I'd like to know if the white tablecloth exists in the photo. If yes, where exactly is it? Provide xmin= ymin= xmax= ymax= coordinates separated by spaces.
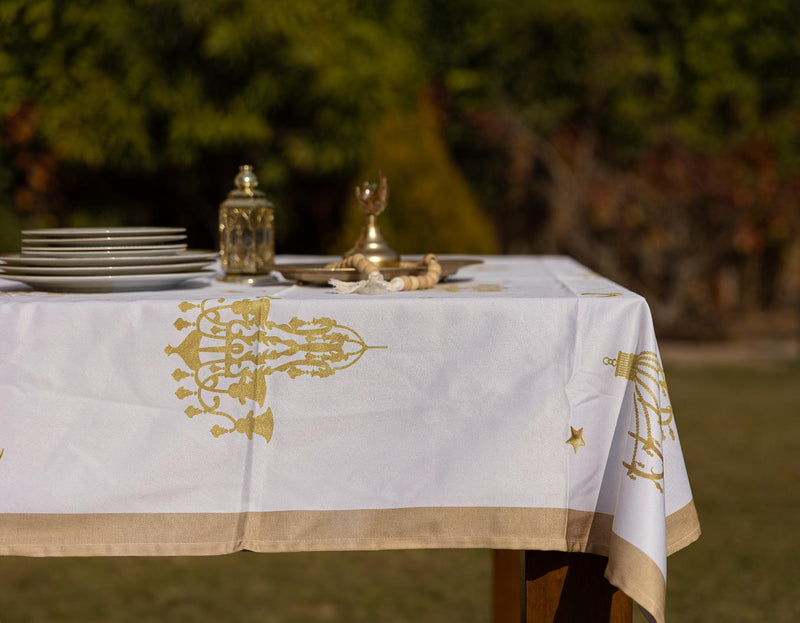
xmin=0 ymin=255 xmax=699 ymax=623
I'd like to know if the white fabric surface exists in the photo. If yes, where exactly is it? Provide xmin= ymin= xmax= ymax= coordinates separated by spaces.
xmin=0 ymin=255 xmax=697 ymax=619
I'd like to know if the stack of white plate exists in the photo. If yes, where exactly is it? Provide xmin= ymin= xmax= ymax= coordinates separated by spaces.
xmin=0 ymin=227 xmax=218 ymax=292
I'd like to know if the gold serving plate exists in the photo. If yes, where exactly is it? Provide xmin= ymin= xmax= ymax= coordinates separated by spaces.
xmin=275 ymin=258 xmax=483 ymax=285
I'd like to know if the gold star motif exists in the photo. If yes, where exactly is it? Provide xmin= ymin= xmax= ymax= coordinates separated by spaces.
xmin=566 ymin=427 xmax=585 ymax=454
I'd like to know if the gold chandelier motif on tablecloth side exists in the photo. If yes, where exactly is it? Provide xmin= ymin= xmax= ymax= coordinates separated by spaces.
xmin=604 ymin=350 xmax=675 ymax=493
xmin=166 ymin=297 xmax=383 ymax=442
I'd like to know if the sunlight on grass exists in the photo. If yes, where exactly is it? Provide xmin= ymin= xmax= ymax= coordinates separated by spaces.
xmin=0 ymin=549 xmax=490 ymax=622
xmin=656 ymin=364 xmax=800 ymax=623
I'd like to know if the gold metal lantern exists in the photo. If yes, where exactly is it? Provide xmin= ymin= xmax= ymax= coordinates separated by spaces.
xmin=218 ymin=165 xmax=275 ymax=283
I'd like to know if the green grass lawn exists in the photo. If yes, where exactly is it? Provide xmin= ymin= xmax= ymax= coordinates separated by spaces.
xmin=0 ymin=364 xmax=797 ymax=622
xmin=647 ymin=363 xmax=800 ymax=623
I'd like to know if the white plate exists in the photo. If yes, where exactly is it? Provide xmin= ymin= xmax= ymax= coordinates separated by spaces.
xmin=21 ymin=244 xmax=188 ymax=256
xmin=0 ymin=271 xmax=217 ymax=293
xmin=0 ymin=250 xmax=218 ymax=267
xmin=1 ymin=261 xmax=214 ymax=277
xmin=21 ymin=235 xmax=187 ymax=246
xmin=22 ymin=227 xmax=186 ymax=237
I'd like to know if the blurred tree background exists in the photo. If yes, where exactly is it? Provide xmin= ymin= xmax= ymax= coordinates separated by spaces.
xmin=1 ymin=0 xmax=798 ymax=338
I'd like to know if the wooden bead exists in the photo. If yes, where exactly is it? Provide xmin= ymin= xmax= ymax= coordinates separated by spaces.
xmin=328 ymin=252 xmax=441 ymax=291
xmin=329 ymin=253 xmax=381 ymax=276
xmin=418 ymin=274 xmax=435 ymax=288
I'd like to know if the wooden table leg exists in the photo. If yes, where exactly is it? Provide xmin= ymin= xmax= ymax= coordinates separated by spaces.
xmin=492 ymin=550 xmax=633 ymax=623
xmin=493 ymin=550 xmax=524 ymax=623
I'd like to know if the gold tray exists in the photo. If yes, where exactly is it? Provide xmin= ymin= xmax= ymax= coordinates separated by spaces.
xmin=275 ymin=258 xmax=483 ymax=285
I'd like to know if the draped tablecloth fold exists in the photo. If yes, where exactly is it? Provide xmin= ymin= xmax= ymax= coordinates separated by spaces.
xmin=0 ymin=255 xmax=699 ymax=623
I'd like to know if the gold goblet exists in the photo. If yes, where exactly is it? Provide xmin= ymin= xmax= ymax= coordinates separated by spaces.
xmin=345 ymin=171 xmax=400 ymax=267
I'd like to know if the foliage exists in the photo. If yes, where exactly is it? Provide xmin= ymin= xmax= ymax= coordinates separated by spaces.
xmin=0 ymin=0 xmax=426 ymax=249
xmin=431 ymin=0 xmax=800 ymax=336
xmin=337 ymin=93 xmax=499 ymax=255
xmin=1 ymin=0 xmax=798 ymax=335
xmin=1 ymin=0 xmax=419 ymax=171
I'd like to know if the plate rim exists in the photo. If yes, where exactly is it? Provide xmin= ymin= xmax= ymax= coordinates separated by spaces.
xmin=0 ymin=250 xmax=218 ymax=266
xmin=0 ymin=270 xmax=217 ymax=283
xmin=0 ymin=261 xmax=214 ymax=276
xmin=21 ymin=227 xmax=187 ymax=237
xmin=0 ymin=270 xmax=217 ymax=292
xmin=21 ymin=244 xmax=188 ymax=256
xmin=21 ymin=235 xmax=187 ymax=246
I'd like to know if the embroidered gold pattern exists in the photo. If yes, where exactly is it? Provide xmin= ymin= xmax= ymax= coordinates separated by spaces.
xmin=436 ymin=283 xmax=505 ymax=293
xmin=566 ymin=427 xmax=585 ymax=453
xmin=581 ymin=292 xmax=622 ymax=297
xmin=166 ymin=297 xmax=383 ymax=442
xmin=468 ymin=264 xmax=509 ymax=272
xmin=604 ymin=350 xmax=675 ymax=493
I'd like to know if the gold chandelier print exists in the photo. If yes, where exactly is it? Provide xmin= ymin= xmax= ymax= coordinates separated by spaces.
xmin=604 ymin=350 xmax=675 ymax=493
xmin=166 ymin=297 xmax=383 ymax=442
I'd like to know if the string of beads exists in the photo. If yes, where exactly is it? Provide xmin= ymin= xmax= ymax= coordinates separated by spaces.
xmin=327 ymin=253 xmax=442 ymax=291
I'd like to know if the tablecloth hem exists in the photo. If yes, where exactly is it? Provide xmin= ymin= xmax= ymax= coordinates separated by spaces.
xmin=1 ymin=536 xmax=619 ymax=558
xmin=665 ymin=500 xmax=701 ymax=556
xmin=0 ymin=504 xmax=673 ymax=622
xmin=604 ymin=532 xmax=666 ymax=623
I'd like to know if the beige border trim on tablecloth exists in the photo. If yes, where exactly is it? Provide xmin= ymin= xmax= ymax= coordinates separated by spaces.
xmin=0 ymin=501 xmax=700 ymax=623
xmin=666 ymin=499 xmax=701 ymax=555
xmin=602 ymin=500 xmax=700 ymax=623
xmin=0 ymin=507 xmax=579 ymax=556
xmin=605 ymin=532 xmax=666 ymax=623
